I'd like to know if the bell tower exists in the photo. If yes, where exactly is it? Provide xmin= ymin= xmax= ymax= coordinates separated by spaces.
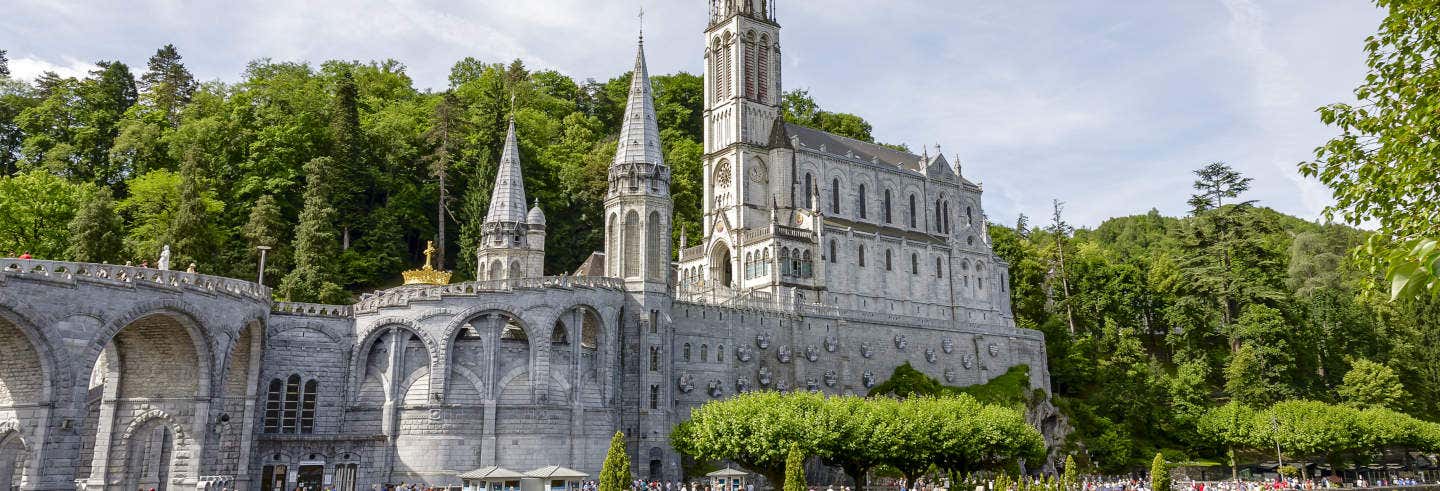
xmin=702 ymin=0 xmax=785 ymax=285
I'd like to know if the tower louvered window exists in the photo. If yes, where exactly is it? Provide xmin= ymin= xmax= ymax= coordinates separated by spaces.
xmin=757 ymin=40 xmax=769 ymax=102
xmin=723 ymin=36 xmax=733 ymax=100
xmin=744 ymin=40 xmax=756 ymax=100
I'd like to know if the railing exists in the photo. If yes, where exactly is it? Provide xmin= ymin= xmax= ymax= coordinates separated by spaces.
xmin=680 ymin=244 xmax=706 ymax=261
xmin=0 ymin=258 xmax=271 ymax=304
xmin=354 ymin=275 xmax=625 ymax=314
xmin=272 ymin=301 xmax=353 ymax=318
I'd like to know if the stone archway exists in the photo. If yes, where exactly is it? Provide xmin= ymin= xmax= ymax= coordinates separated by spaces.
xmin=0 ymin=429 xmax=28 ymax=491
xmin=710 ymin=242 xmax=733 ymax=288
xmin=85 ymin=310 xmax=212 ymax=489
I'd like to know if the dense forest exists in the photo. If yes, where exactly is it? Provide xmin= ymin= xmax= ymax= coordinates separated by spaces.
xmin=0 ymin=46 xmax=891 ymax=302
xmin=2 ymin=0 xmax=1438 ymax=473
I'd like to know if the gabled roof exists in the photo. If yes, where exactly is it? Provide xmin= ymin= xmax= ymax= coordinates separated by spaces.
xmin=706 ymin=467 xmax=751 ymax=478
xmin=785 ymin=123 xmax=922 ymax=172
xmin=612 ymin=39 xmax=665 ymax=171
xmin=485 ymin=119 xmax=528 ymax=225
xmin=525 ymin=466 xmax=590 ymax=479
xmin=459 ymin=466 xmax=526 ymax=480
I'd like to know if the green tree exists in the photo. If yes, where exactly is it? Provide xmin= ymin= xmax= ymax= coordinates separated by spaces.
xmin=671 ymin=391 xmax=832 ymax=485
xmin=170 ymin=151 xmax=216 ymax=269
xmin=280 ymin=157 xmax=347 ymax=303
xmin=1301 ymin=0 xmax=1440 ymax=300
xmin=821 ymin=396 xmax=897 ymax=491
xmin=329 ymin=69 xmax=365 ymax=250
xmin=599 ymin=431 xmax=631 ymax=491
xmin=783 ymin=446 xmax=807 ymax=491
xmin=0 ymin=50 xmax=8 ymax=78
xmin=0 ymin=170 xmax=87 ymax=258
xmin=138 ymin=44 xmax=197 ymax=127
xmin=242 ymin=194 xmax=287 ymax=285
xmin=1063 ymin=455 xmax=1079 ymax=491
xmin=1187 ymin=162 xmax=1254 ymax=214
xmin=1150 ymin=453 xmax=1170 ymax=491
xmin=1338 ymin=359 xmax=1405 ymax=410
xmin=66 ymin=186 xmax=124 ymax=263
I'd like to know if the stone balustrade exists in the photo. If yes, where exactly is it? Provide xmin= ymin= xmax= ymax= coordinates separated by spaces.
xmin=354 ymin=275 xmax=625 ymax=314
xmin=679 ymin=244 xmax=705 ymax=261
xmin=0 ymin=258 xmax=271 ymax=304
xmin=271 ymin=301 xmax=353 ymax=317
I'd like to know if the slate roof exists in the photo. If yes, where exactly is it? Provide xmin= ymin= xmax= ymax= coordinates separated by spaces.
xmin=784 ymin=123 xmax=975 ymax=185
xmin=485 ymin=119 xmax=528 ymax=224
xmin=525 ymin=466 xmax=590 ymax=479
xmin=612 ymin=40 xmax=666 ymax=171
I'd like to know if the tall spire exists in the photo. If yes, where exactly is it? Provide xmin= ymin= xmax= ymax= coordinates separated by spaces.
xmin=485 ymin=118 xmax=528 ymax=224
xmin=612 ymin=39 xmax=666 ymax=171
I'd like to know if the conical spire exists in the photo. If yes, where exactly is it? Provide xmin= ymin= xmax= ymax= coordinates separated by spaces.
xmin=612 ymin=39 xmax=666 ymax=171
xmin=485 ymin=118 xmax=528 ymax=224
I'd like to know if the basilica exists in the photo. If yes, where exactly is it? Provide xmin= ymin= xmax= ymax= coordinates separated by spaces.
xmin=0 ymin=2 xmax=1049 ymax=491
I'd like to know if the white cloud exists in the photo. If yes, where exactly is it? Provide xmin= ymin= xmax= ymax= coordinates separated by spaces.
xmin=7 ymin=56 xmax=94 ymax=81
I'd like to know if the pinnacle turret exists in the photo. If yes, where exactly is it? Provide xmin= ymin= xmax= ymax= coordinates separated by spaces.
xmin=611 ymin=40 xmax=666 ymax=174
xmin=485 ymin=118 xmax=527 ymax=225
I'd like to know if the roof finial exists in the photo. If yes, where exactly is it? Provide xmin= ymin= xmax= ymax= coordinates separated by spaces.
xmin=509 ymin=91 xmax=516 ymax=121
xmin=638 ymin=6 xmax=645 ymax=44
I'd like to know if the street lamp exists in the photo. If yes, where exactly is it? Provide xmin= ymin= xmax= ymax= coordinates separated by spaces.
xmin=256 ymin=246 xmax=272 ymax=286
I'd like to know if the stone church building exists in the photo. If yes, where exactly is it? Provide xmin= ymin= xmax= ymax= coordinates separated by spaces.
xmin=0 ymin=1 xmax=1049 ymax=490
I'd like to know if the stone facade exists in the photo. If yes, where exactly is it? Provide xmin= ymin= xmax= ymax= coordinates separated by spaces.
xmin=0 ymin=2 xmax=1048 ymax=490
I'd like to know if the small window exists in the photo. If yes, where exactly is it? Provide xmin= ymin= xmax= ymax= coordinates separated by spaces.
xmin=263 ymin=379 xmax=283 ymax=433
xmin=649 ymin=346 xmax=660 ymax=371
xmin=701 ymin=344 xmax=709 ymax=362
xmin=649 ymin=384 xmax=659 ymax=409
xmin=831 ymin=179 xmax=841 ymax=214
xmin=884 ymin=189 xmax=893 ymax=223
xmin=936 ymin=257 xmax=944 ymax=277
xmin=911 ymin=253 xmax=919 ymax=275
xmin=858 ymin=245 xmax=866 ymax=267
xmin=885 ymin=250 xmax=893 ymax=271
xmin=908 ymin=195 xmax=917 ymax=228
xmin=717 ymin=345 xmax=725 ymax=362
xmin=829 ymin=240 xmax=837 ymax=263
xmin=282 ymin=374 xmax=302 ymax=434
xmin=683 ymin=343 xmax=692 ymax=361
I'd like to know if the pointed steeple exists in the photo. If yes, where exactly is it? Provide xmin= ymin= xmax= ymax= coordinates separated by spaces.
xmin=485 ymin=118 xmax=528 ymax=225
xmin=612 ymin=39 xmax=666 ymax=172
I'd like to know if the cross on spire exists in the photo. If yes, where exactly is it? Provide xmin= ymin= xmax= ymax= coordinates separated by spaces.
xmin=638 ymin=6 xmax=645 ymax=43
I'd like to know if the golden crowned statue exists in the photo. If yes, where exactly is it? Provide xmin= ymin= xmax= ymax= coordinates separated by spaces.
xmin=402 ymin=241 xmax=452 ymax=285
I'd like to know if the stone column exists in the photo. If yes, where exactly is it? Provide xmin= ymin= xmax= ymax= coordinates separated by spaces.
xmin=381 ymin=328 xmax=402 ymax=484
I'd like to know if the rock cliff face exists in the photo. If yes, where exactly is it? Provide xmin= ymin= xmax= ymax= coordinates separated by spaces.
xmin=1028 ymin=394 xmax=1074 ymax=474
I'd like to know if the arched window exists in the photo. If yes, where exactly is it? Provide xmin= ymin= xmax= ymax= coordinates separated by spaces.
xmin=911 ymin=253 xmax=919 ymax=275
xmin=701 ymin=344 xmax=709 ymax=362
xmin=885 ymin=249 xmax=893 ymax=271
xmin=263 ymin=379 xmax=283 ymax=433
xmin=649 ymin=384 xmax=660 ymax=410
xmin=282 ymin=374 xmax=302 ymax=434
xmin=858 ymin=244 xmax=866 ymax=267
xmin=884 ymin=189 xmax=893 ymax=223
xmin=623 ymin=211 xmax=640 ymax=277
xmin=683 ymin=343 xmax=692 ymax=361
xmin=801 ymin=250 xmax=813 ymax=277
xmin=744 ymin=252 xmax=754 ymax=279
xmin=831 ymin=178 xmax=841 ymax=214
xmin=935 ymin=199 xmax=943 ymax=232
xmin=649 ymin=346 xmax=660 ymax=371
xmin=943 ymin=201 xmax=951 ymax=233
xmin=717 ymin=345 xmax=725 ymax=362
xmin=967 ymin=206 xmax=974 ymax=226
xmin=857 ymin=184 xmax=867 ymax=219
xmin=829 ymin=240 xmax=837 ymax=263
xmin=936 ymin=256 xmax=944 ymax=278
xmin=300 ymin=380 xmax=318 ymax=434
xmin=779 ymin=248 xmax=791 ymax=276
xmin=909 ymin=194 xmax=917 ymax=228
xmin=762 ymin=248 xmax=770 ymax=275
xmin=804 ymin=173 xmax=814 ymax=207
xmin=792 ymin=250 xmax=803 ymax=277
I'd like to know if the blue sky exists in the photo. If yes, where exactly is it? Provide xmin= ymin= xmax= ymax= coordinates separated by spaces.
xmin=2 ymin=0 xmax=1382 ymax=228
